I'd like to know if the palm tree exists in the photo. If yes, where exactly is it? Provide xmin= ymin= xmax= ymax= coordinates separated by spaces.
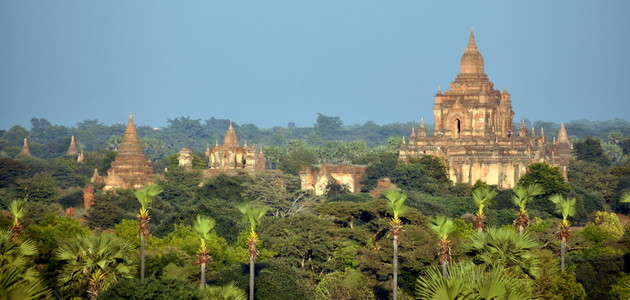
xmin=428 ymin=215 xmax=455 ymax=278
xmin=237 ymin=203 xmax=268 ymax=300
xmin=8 ymin=198 xmax=27 ymax=241
xmin=134 ymin=184 xmax=162 ymax=282
xmin=200 ymin=283 xmax=247 ymax=300
xmin=382 ymin=188 xmax=407 ymax=300
xmin=194 ymin=215 xmax=216 ymax=288
xmin=0 ymin=231 xmax=50 ymax=299
xmin=549 ymin=194 xmax=576 ymax=272
xmin=512 ymin=184 xmax=544 ymax=235
xmin=620 ymin=191 xmax=630 ymax=203
xmin=462 ymin=227 xmax=541 ymax=280
xmin=57 ymin=234 xmax=135 ymax=300
xmin=471 ymin=187 xmax=498 ymax=232
xmin=415 ymin=262 xmax=535 ymax=300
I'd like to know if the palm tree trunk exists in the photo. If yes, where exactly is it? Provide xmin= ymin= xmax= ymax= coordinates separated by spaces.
xmin=519 ymin=226 xmax=525 ymax=236
xmin=442 ymin=261 xmax=448 ymax=278
xmin=200 ymin=262 xmax=206 ymax=288
xmin=249 ymin=256 xmax=255 ymax=300
xmin=393 ymin=236 xmax=398 ymax=300
xmin=561 ymin=238 xmax=566 ymax=272
xmin=140 ymin=234 xmax=145 ymax=281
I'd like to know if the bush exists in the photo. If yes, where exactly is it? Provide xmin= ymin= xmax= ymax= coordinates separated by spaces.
xmin=98 ymin=277 xmax=199 ymax=300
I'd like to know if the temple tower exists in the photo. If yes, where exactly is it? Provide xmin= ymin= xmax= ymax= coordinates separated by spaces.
xmin=93 ymin=113 xmax=154 ymax=189
xmin=66 ymin=135 xmax=79 ymax=156
xmin=19 ymin=138 xmax=32 ymax=157
xmin=400 ymin=29 xmax=572 ymax=189
xmin=205 ymin=120 xmax=266 ymax=172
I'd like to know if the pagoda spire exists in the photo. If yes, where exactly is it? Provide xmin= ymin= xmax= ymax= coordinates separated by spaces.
xmin=467 ymin=26 xmax=477 ymax=50
xmin=411 ymin=127 xmax=416 ymax=137
xmin=223 ymin=120 xmax=239 ymax=147
xmin=518 ymin=119 xmax=528 ymax=137
xmin=418 ymin=118 xmax=427 ymax=137
xmin=66 ymin=135 xmax=79 ymax=156
xmin=19 ymin=138 xmax=32 ymax=157
xmin=558 ymin=123 xmax=569 ymax=143
xmin=460 ymin=27 xmax=485 ymax=74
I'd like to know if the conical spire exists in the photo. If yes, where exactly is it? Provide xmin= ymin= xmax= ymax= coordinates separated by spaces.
xmin=223 ymin=120 xmax=239 ymax=147
xmin=66 ymin=135 xmax=79 ymax=156
xmin=410 ymin=127 xmax=416 ymax=137
xmin=558 ymin=123 xmax=569 ymax=143
xmin=104 ymin=113 xmax=154 ymax=190
xmin=460 ymin=27 xmax=485 ymax=74
xmin=19 ymin=138 xmax=32 ymax=157
xmin=518 ymin=119 xmax=528 ymax=137
xmin=418 ymin=118 xmax=427 ymax=137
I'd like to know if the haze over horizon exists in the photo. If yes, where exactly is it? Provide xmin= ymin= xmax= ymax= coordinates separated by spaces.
xmin=1 ymin=1 xmax=629 ymax=130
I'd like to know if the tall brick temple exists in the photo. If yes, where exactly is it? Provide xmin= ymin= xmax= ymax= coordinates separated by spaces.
xmin=399 ymin=28 xmax=572 ymax=188
xmin=91 ymin=113 xmax=154 ymax=190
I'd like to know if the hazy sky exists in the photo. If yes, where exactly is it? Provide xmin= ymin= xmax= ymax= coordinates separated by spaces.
xmin=1 ymin=1 xmax=629 ymax=130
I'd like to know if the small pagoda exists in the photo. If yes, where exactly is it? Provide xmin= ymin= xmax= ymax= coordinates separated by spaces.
xmin=92 ymin=113 xmax=154 ymax=190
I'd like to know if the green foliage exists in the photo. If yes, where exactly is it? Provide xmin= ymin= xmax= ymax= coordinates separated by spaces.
xmin=580 ymin=211 xmax=624 ymax=245
xmin=135 ymin=184 xmax=163 ymax=216
xmin=86 ymin=198 xmax=126 ymax=230
xmin=254 ymin=260 xmax=316 ymax=300
xmin=359 ymin=152 xmax=398 ymax=192
xmin=550 ymin=195 xmax=576 ymax=224
xmin=0 ymin=157 xmax=28 ymax=188
xmin=415 ymin=262 xmax=536 ymax=300
xmin=237 ymin=203 xmax=268 ymax=235
xmin=519 ymin=162 xmax=571 ymax=214
xmin=56 ymin=234 xmax=136 ymax=297
xmin=463 ymin=227 xmax=541 ymax=280
xmin=471 ymin=186 xmax=498 ymax=217
xmin=574 ymin=136 xmax=611 ymax=166
xmin=278 ymin=148 xmax=318 ymax=176
xmin=0 ymin=231 xmax=42 ymax=290
xmin=569 ymin=248 xmax=625 ymax=300
xmin=200 ymin=282 xmax=247 ymax=300
xmin=14 ymin=172 xmax=59 ymax=202
xmin=315 ymin=269 xmax=375 ymax=300
xmin=383 ymin=189 xmax=408 ymax=222
xmin=99 ymin=277 xmax=199 ymax=300
xmin=391 ymin=156 xmax=450 ymax=195
xmin=428 ymin=214 xmax=455 ymax=241
xmin=609 ymin=273 xmax=630 ymax=300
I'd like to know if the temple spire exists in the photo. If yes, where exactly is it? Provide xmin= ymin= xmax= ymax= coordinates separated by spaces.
xmin=558 ymin=123 xmax=569 ymax=143
xmin=467 ymin=26 xmax=477 ymax=51
xmin=66 ymin=135 xmax=79 ymax=156
xmin=223 ymin=120 xmax=239 ymax=147
xmin=418 ymin=118 xmax=427 ymax=137
xmin=19 ymin=138 xmax=32 ymax=157
xmin=460 ymin=27 xmax=484 ymax=74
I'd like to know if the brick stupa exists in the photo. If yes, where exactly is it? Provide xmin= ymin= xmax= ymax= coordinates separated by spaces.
xmin=19 ymin=138 xmax=32 ymax=157
xmin=91 ymin=113 xmax=154 ymax=190
xmin=66 ymin=135 xmax=79 ymax=156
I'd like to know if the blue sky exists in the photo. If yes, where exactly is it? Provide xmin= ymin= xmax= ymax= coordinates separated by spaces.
xmin=1 ymin=1 xmax=629 ymax=130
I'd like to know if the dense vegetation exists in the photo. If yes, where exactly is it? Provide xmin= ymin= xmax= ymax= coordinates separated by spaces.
xmin=0 ymin=115 xmax=629 ymax=299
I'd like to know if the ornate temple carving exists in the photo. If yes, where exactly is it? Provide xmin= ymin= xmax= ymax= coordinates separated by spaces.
xmin=399 ymin=28 xmax=573 ymax=188
xmin=91 ymin=113 xmax=154 ymax=190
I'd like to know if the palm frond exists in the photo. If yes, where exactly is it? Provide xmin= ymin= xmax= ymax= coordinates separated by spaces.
xmin=382 ymin=189 xmax=407 ymax=221
xmin=428 ymin=215 xmax=455 ymax=241
xmin=549 ymin=194 xmax=576 ymax=222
